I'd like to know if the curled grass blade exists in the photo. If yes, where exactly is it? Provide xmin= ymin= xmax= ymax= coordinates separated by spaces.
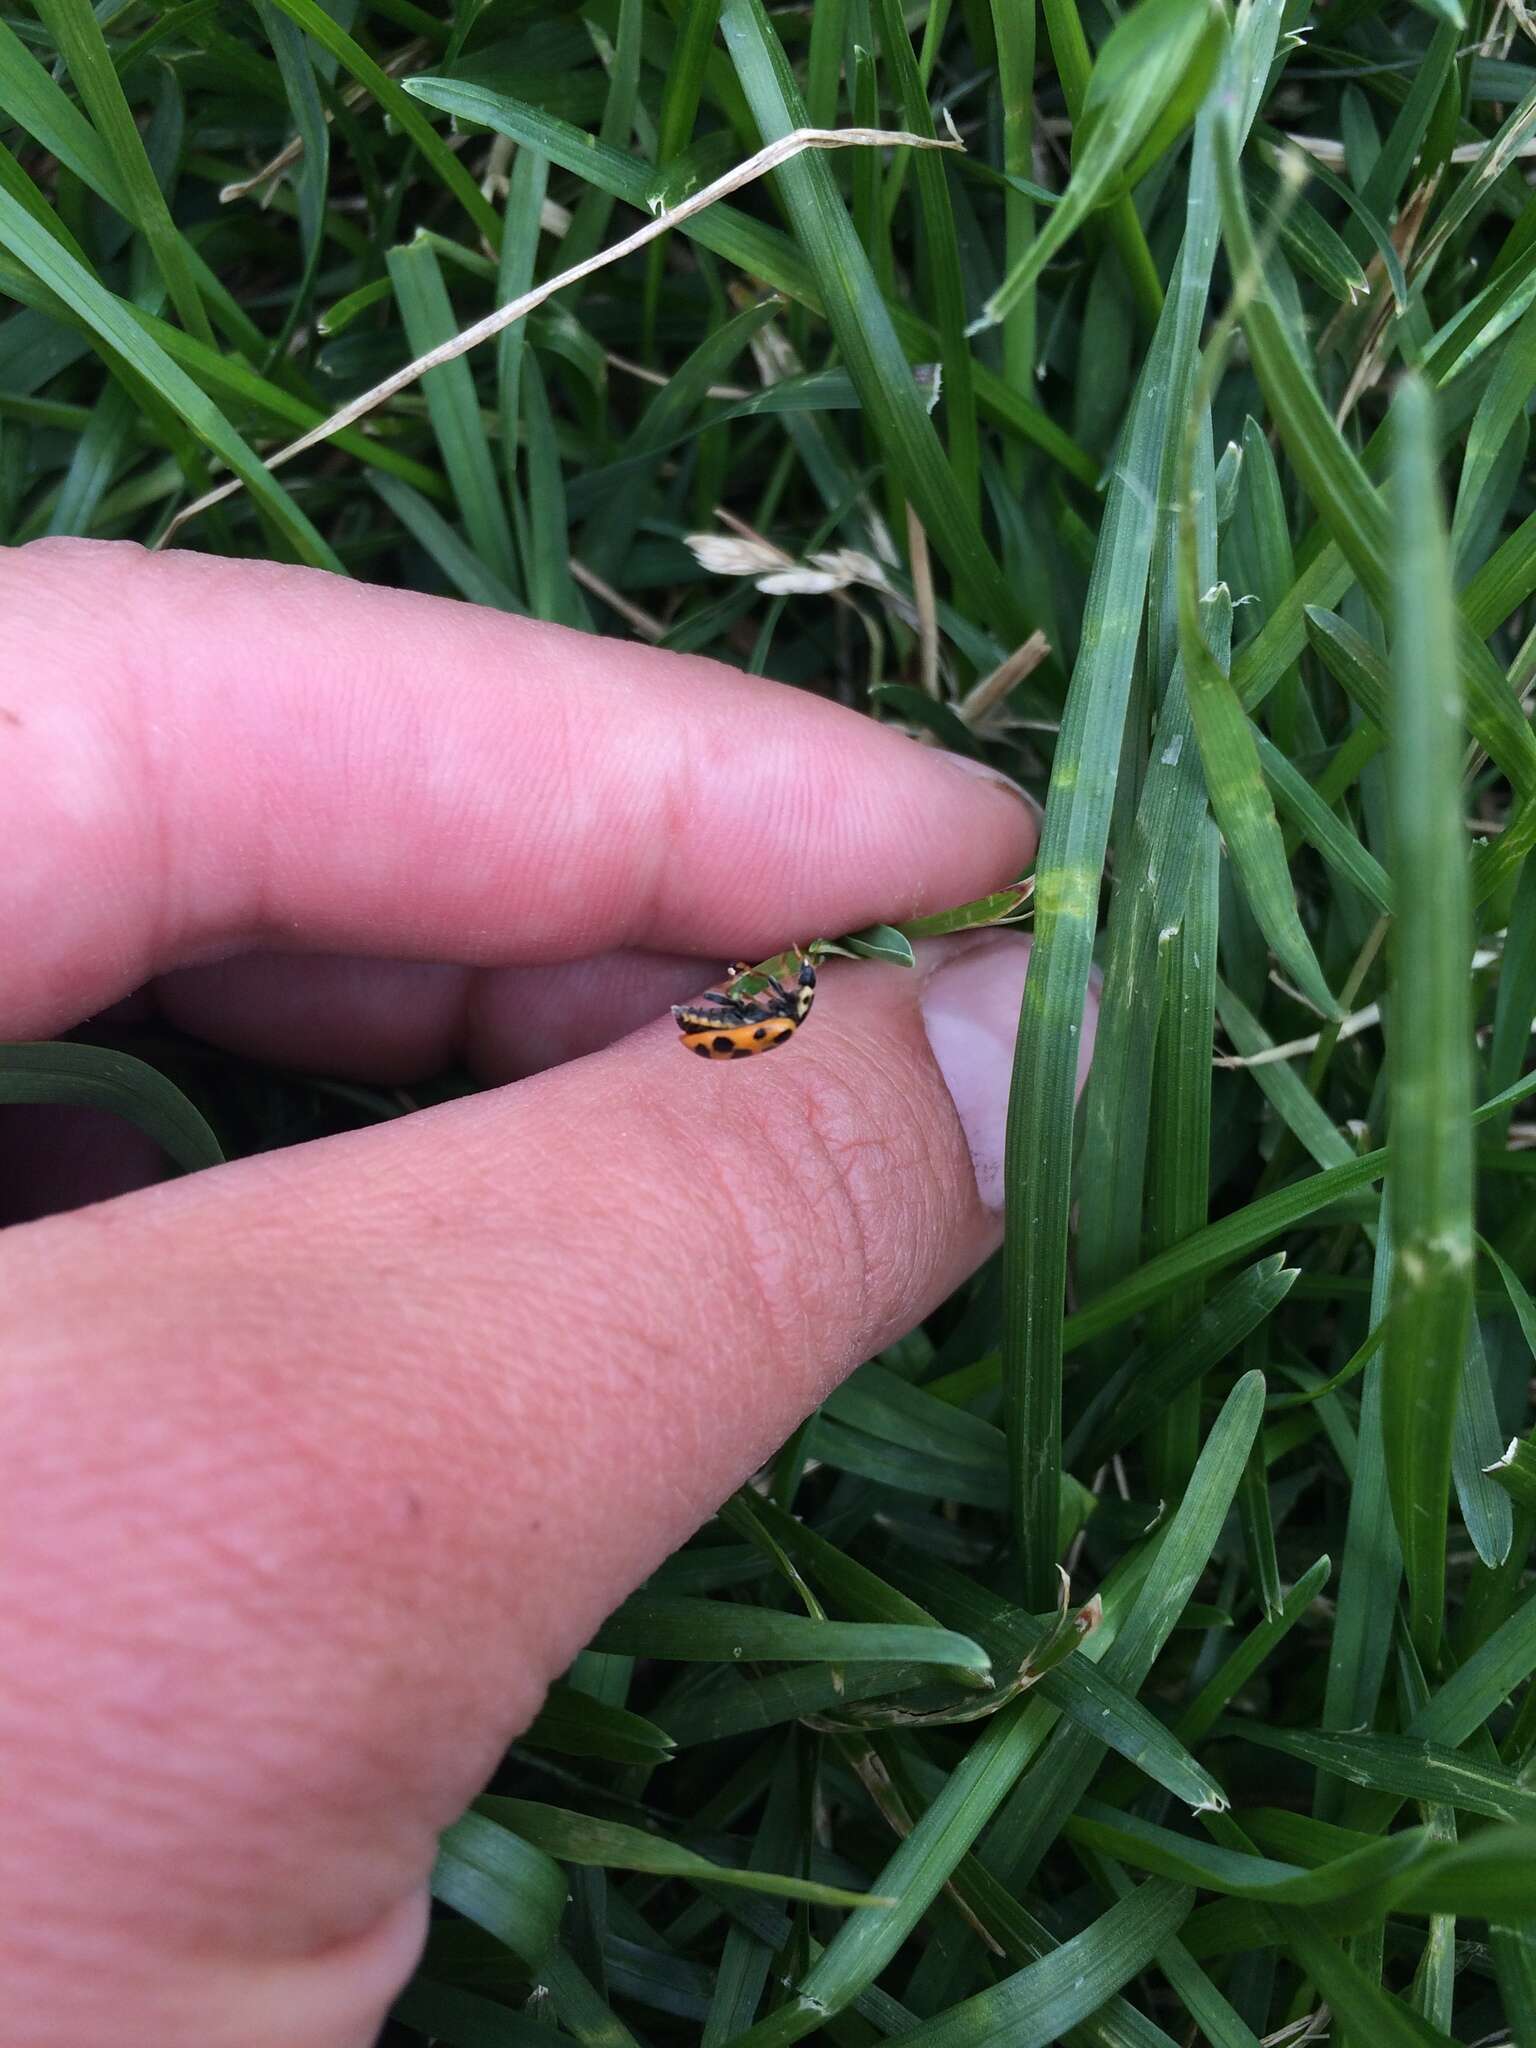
xmin=0 ymin=1041 xmax=223 ymax=1174
xmin=888 ymin=1554 xmax=1230 ymax=1810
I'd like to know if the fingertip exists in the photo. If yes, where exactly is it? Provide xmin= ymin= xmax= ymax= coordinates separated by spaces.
xmin=932 ymin=748 xmax=1044 ymax=830
xmin=918 ymin=933 xmax=1098 ymax=1211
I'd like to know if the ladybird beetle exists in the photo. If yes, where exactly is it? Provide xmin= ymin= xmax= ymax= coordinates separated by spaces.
xmin=673 ymin=955 xmax=817 ymax=1059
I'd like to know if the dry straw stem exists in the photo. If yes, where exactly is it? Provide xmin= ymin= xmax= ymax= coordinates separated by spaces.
xmin=218 ymin=36 xmax=431 ymax=203
xmin=1281 ymin=131 xmax=1536 ymax=168
xmin=905 ymin=504 xmax=940 ymax=698
xmin=162 ymin=124 xmax=963 ymax=545
xmin=958 ymin=629 xmax=1052 ymax=728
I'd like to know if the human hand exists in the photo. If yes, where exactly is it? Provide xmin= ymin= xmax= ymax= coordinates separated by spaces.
xmin=0 ymin=539 xmax=1095 ymax=2048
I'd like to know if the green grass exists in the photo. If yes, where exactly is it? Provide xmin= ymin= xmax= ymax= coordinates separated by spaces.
xmin=6 ymin=1 xmax=1536 ymax=2042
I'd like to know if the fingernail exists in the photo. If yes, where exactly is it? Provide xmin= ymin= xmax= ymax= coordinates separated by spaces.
xmin=936 ymin=750 xmax=1043 ymax=824
xmin=918 ymin=935 xmax=1098 ymax=1211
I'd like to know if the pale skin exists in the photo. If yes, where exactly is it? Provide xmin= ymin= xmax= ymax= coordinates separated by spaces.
xmin=0 ymin=539 xmax=1057 ymax=2048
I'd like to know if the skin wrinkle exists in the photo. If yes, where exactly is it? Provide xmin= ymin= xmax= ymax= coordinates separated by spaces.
xmin=12 ymin=683 xmax=140 ymax=1008
xmin=116 ymin=591 xmax=219 ymax=972
xmin=760 ymin=1056 xmax=888 ymax=1364
xmin=534 ymin=682 xmax=672 ymax=952
xmin=101 ymin=567 xmax=271 ymax=973
xmin=793 ymin=1024 xmax=964 ymax=1363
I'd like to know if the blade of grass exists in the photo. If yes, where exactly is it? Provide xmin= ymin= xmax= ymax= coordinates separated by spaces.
xmin=45 ymin=376 xmax=136 ymax=537
xmin=1214 ymin=981 xmax=1357 ymax=1171
xmin=1491 ymin=1922 xmax=1536 ymax=2043
xmin=1065 ymin=1062 xmax=1536 ymax=1349
xmin=1451 ymin=1319 xmax=1514 ymax=1569
xmin=643 ymin=0 xmax=722 ymax=355
xmin=521 ymin=1682 xmax=675 ymax=1767
xmin=432 ymin=1810 xmax=566 ymax=1969
xmin=495 ymin=137 xmax=546 ymax=526
xmin=554 ymin=0 xmax=642 ymax=276
xmin=254 ymin=0 xmax=330 ymax=351
xmin=1177 ymin=310 xmax=1337 ymax=1017
xmin=579 ymin=297 xmax=780 ymax=585
xmin=387 ymin=236 xmax=517 ymax=586
xmin=368 ymin=474 xmax=525 ymax=612
xmin=516 ymin=349 xmax=583 ymax=627
xmin=1142 ymin=816 xmax=1222 ymax=1492
xmin=1380 ymin=374 xmax=1475 ymax=1668
xmin=591 ymin=1594 xmax=991 ymax=1677
xmin=1213 ymin=122 xmax=1536 ymax=811
xmin=474 ymin=1798 xmax=892 ymax=1909
xmin=540 ymin=1945 xmax=645 ymax=2048
xmin=701 ymin=1738 xmax=802 ymax=2042
xmin=1485 ymin=852 xmax=1536 ymax=1147
xmin=990 ymin=0 xmax=1038 ymax=444
xmin=860 ymin=1879 xmax=1194 ymax=2048
xmin=871 ymin=0 xmax=979 ymax=521
xmin=1100 ymin=1555 xmax=1332 ymax=1816
xmin=34 ymin=0 xmax=213 ymax=347
xmin=1003 ymin=111 xmax=1222 ymax=1605
xmin=1003 ymin=2 xmax=1285 ymax=1600
xmin=722 ymin=1490 xmax=992 ymax=1691
xmin=887 ymin=1554 xmax=1230 ymax=1810
xmin=1450 ymin=292 xmax=1536 ymax=563
xmin=1239 ymin=1727 xmax=1536 ymax=1825
xmin=1075 ymin=588 xmax=1229 ymax=1305
xmin=1069 ymin=1255 xmax=1296 ymax=1469
xmin=1259 ymin=1907 xmax=1457 ymax=2047
xmin=0 ymin=1041 xmax=223 ymax=1174
xmin=1250 ymin=727 xmax=1392 ymax=916
xmin=391 ymin=1977 xmax=552 ymax=2046
xmin=722 ymin=1694 xmax=1066 ymax=2045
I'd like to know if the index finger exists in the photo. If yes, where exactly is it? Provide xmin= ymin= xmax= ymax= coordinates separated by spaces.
xmin=1 ymin=541 xmax=1036 ymax=1038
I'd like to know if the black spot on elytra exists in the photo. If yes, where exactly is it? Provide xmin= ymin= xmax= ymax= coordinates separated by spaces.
xmin=712 ymin=1035 xmax=735 ymax=1052
xmin=754 ymin=1027 xmax=767 ymax=1040
xmin=692 ymin=1042 xmax=711 ymax=1057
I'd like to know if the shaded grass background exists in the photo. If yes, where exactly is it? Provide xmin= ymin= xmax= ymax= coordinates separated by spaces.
xmin=5 ymin=0 xmax=1536 ymax=2041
